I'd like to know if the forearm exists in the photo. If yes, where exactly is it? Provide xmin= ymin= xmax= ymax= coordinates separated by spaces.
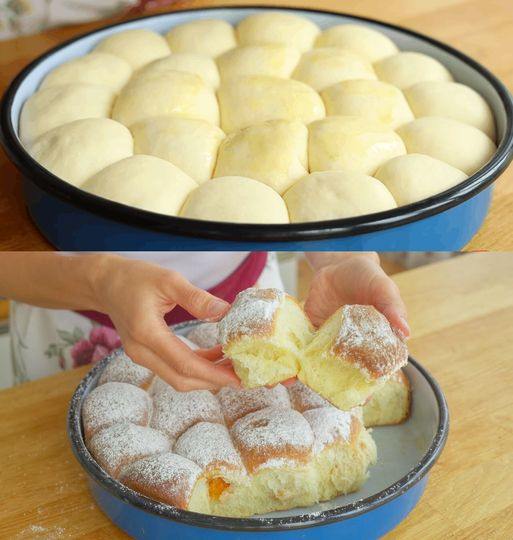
xmin=305 ymin=251 xmax=379 ymax=270
xmin=0 ymin=252 xmax=112 ymax=310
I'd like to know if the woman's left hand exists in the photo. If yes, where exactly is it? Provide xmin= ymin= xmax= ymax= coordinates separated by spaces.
xmin=304 ymin=252 xmax=410 ymax=339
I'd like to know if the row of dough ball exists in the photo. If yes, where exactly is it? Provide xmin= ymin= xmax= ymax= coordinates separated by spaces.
xmin=20 ymin=11 xmax=496 ymax=143
xmin=28 ymin=116 xmax=475 ymax=223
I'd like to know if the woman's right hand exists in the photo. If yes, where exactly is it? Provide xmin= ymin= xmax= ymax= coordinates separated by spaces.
xmin=92 ymin=254 xmax=240 ymax=392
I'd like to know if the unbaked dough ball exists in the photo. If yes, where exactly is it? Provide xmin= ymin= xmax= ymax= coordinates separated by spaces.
xmin=217 ymin=44 xmax=300 ymax=82
xmin=315 ymin=24 xmax=398 ymax=62
xmin=375 ymin=153 xmax=467 ymax=205
xmin=94 ymin=29 xmax=170 ymax=70
xmin=112 ymin=71 xmax=219 ymax=127
xmin=292 ymin=48 xmax=376 ymax=91
xmin=284 ymin=170 xmax=396 ymax=222
xmin=397 ymin=116 xmax=496 ymax=175
xmin=236 ymin=12 xmax=320 ymax=52
xmin=214 ymin=120 xmax=308 ymax=194
xmin=321 ymin=79 xmax=413 ymax=129
xmin=217 ymin=75 xmax=325 ymax=133
xmin=165 ymin=19 xmax=236 ymax=58
xmin=132 ymin=53 xmax=220 ymax=88
xmin=28 ymin=118 xmax=133 ymax=187
xmin=131 ymin=116 xmax=225 ymax=183
xmin=308 ymin=116 xmax=406 ymax=175
xmin=404 ymin=81 xmax=495 ymax=139
xmin=20 ymin=84 xmax=115 ymax=144
xmin=39 ymin=52 xmax=132 ymax=92
xmin=81 ymin=155 xmax=197 ymax=215
xmin=374 ymin=52 xmax=453 ymax=89
xmin=180 ymin=176 xmax=289 ymax=223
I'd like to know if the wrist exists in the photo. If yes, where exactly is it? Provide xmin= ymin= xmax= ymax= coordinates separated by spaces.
xmin=306 ymin=251 xmax=379 ymax=270
xmin=85 ymin=253 xmax=121 ymax=312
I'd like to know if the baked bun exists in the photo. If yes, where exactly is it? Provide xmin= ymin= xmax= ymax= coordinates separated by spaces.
xmin=404 ymin=81 xmax=496 ymax=139
xmin=217 ymin=384 xmax=291 ymax=427
xmin=94 ymin=29 xmax=170 ymax=70
xmin=19 ymin=84 xmax=115 ymax=144
xmin=299 ymin=305 xmax=408 ymax=410
xmin=120 ymin=452 xmax=210 ymax=512
xmin=166 ymin=19 xmax=236 ymax=58
xmin=132 ymin=53 xmax=220 ymax=88
xmin=83 ymin=351 xmax=377 ymax=517
xmin=97 ymin=349 xmax=154 ymax=389
xmin=321 ymin=79 xmax=414 ymax=129
xmin=39 ymin=52 xmax=132 ymax=92
xmin=180 ymin=176 xmax=289 ymax=224
xmin=374 ymin=51 xmax=453 ymax=89
xmin=308 ymin=116 xmax=406 ymax=175
xmin=217 ymin=75 xmax=325 ymax=133
xmin=217 ymin=44 xmax=301 ymax=82
xmin=112 ymin=71 xmax=219 ymax=128
xmin=397 ymin=116 xmax=496 ymax=175
xmin=292 ymin=48 xmax=376 ymax=91
xmin=236 ymin=12 xmax=320 ymax=52
xmin=28 ymin=118 xmax=133 ymax=187
xmin=213 ymin=120 xmax=308 ymax=194
xmin=82 ymin=381 xmax=152 ymax=440
xmin=363 ymin=369 xmax=411 ymax=427
xmin=186 ymin=322 xmax=219 ymax=349
xmin=284 ymin=170 xmax=397 ymax=223
xmin=315 ymin=24 xmax=398 ymax=62
xmin=150 ymin=383 xmax=223 ymax=443
xmin=81 ymin=155 xmax=197 ymax=215
xmin=131 ymin=116 xmax=225 ymax=183
xmin=218 ymin=288 xmax=314 ymax=387
xmin=374 ymin=153 xmax=467 ymax=205
xmin=89 ymin=423 xmax=169 ymax=478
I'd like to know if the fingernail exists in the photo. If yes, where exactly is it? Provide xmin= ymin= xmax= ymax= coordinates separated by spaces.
xmin=399 ymin=316 xmax=410 ymax=339
xmin=207 ymin=299 xmax=230 ymax=319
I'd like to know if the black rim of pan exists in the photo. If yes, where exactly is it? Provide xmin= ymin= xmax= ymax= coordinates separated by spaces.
xmin=1 ymin=5 xmax=513 ymax=242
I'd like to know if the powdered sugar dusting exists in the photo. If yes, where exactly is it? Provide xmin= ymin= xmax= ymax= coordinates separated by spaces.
xmin=303 ymin=407 xmax=355 ymax=454
xmin=98 ymin=350 xmax=154 ymax=388
xmin=89 ymin=423 xmax=170 ymax=477
xmin=82 ymin=382 xmax=152 ymax=438
xmin=334 ymin=305 xmax=408 ymax=379
xmin=151 ymin=386 xmax=224 ymax=440
xmin=217 ymin=384 xmax=291 ymax=427
xmin=174 ymin=421 xmax=246 ymax=474
xmin=120 ymin=452 xmax=202 ymax=508
xmin=187 ymin=322 xmax=220 ymax=349
xmin=288 ymin=380 xmax=330 ymax=412
xmin=218 ymin=288 xmax=284 ymax=344
xmin=231 ymin=406 xmax=314 ymax=470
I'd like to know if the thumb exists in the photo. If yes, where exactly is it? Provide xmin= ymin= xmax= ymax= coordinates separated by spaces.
xmin=371 ymin=277 xmax=410 ymax=340
xmin=169 ymin=273 xmax=230 ymax=321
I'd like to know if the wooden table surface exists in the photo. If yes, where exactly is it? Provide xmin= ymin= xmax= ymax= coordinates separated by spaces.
xmin=0 ymin=0 xmax=512 ymax=251
xmin=1 ymin=252 xmax=512 ymax=539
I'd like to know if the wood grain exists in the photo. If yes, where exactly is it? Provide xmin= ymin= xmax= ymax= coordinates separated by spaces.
xmin=0 ymin=252 xmax=512 ymax=538
xmin=0 ymin=0 xmax=512 ymax=250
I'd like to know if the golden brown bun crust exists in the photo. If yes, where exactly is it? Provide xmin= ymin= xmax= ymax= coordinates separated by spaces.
xmin=332 ymin=305 xmax=408 ymax=379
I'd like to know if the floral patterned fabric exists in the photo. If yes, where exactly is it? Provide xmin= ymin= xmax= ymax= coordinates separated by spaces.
xmin=9 ymin=253 xmax=283 ymax=384
xmin=0 ymin=0 xmax=139 ymax=40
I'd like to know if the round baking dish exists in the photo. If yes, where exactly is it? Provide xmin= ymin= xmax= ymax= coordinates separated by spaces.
xmin=68 ymin=320 xmax=449 ymax=539
xmin=2 ymin=6 xmax=512 ymax=251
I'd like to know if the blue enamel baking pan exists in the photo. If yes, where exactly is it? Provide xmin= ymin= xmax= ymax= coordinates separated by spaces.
xmin=2 ymin=6 xmax=512 ymax=251
xmin=67 ymin=322 xmax=449 ymax=539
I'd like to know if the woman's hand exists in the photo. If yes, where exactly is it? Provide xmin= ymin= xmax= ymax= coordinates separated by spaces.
xmin=92 ymin=254 xmax=240 ymax=392
xmin=304 ymin=252 xmax=410 ymax=339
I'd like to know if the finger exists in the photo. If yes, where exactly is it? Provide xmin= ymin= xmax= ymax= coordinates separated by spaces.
xmin=124 ymin=341 xmax=219 ymax=392
xmin=281 ymin=377 xmax=297 ymax=387
xmin=147 ymin=324 xmax=241 ymax=388
xmin=167 ymin=273 xmax=230 ymax=321
xmin=372 ymin=278 xmax=410 ymax=339
xmin=195 ymin=344 xmax=224 ymax=361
